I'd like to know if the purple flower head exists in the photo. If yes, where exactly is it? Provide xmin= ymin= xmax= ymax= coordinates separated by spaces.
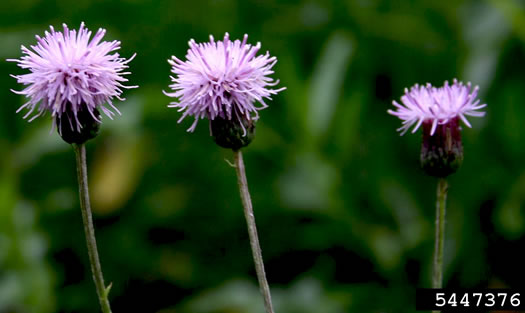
xmin=8 ymin=22 xmax=137 ymax=132
xmin=164 ymin=33 xmax=286 ymax=133
xmin=388 ymin=79 xmax=486 ymax=136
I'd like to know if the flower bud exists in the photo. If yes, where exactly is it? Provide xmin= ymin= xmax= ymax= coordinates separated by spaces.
xmin=420 ymin=117 xmax=464 ymax=178
xmin=211 ymin=115 xmax=255 ymax=150
xmin=56 ymin=107 xmax=101 ymax=145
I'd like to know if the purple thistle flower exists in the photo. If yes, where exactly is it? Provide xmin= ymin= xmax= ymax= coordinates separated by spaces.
xmin=388 ymin=79 xmax=486 ymax=136
xmin=164 ymin=33 xmax=285 ymax=133
xmin=8 ymin=22 xmax=137 ymax=133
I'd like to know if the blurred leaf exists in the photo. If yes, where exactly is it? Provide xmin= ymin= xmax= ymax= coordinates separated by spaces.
xmin=346 ymin=5 xmax=448 ymax=51
xmin=183 ymin=278 xmax=345 ymax=313
xmin=0 ymin=187 xmax=54 ymax=313
xmin=369 ymin=227 xmax=402 ymax=271
xmin=494 ymin=80 xmax=524 ymax=158
xmin=379 ymin=179 xmax=427 ymax=250
xmin=11 ymin=125 xmax=68 ymax=171
xmin=145 ymin=184 xmax=189 ymax=219
xmin=488 ymin=0 xmax=525 ymax=42
xmin=331 ymin=92 xmax=365 ymax=161
xmin=495 ymin=170 xmax=525 ymax=239
xmin=183 ymin=280 xmax=263 ymax=313
xmin=279 ymin=152 xmax=338 ymax=210
xmin=91 ymin=135 xmax=147 ymax=214
xmin=157 ymin=249 xmax=195 ymax=285
xmin=462 ymin=1 xmax=509 ymax=91
xmin=307 ymin=31 xmax=354 ymax=141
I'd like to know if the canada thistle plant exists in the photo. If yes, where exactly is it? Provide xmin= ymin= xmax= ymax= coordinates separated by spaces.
xmin=165 ymin=33 xmax=284 ymax=313
xmin=8 ymin=23 xmax=138 ymax=313
xmin=164 ymin=33 xmax=285 ymax=150
xmin=8 ymin=22 xmax=137 ymax=144
xmin=389 ymin=79 xmax=486 ymax=296
xmin=388 ymin=79 xmax=486 ymax=177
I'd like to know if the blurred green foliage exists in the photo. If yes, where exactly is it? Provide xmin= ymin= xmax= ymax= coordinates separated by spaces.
xmin=1 ymin=0 xmax=525 ymax=312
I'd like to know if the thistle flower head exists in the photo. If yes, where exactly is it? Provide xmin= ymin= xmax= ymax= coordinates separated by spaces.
xmin=389 ymin=79 xmax=487 ymax=177
xmin=388 ymin=79 xmax=486 ymax=136
xmin=164 ymin=33 xmax=285 ymax=133
xmin=8 ymin=22 xmax=137 ymax=134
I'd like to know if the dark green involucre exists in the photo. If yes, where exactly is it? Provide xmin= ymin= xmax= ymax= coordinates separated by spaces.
xmin=211 ymin=116 xmax=255 ymax=151
xmin=56 ymin=106 xmax=101 ymax=145
xmin=420 ymin=117 xmax=464 ymax=178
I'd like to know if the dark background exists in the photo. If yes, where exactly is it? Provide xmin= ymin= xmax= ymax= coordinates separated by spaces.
xmin=1 ymin=0 xmax=524 ymax=312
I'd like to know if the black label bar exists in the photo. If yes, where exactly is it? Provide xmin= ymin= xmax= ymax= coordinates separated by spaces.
xmin=416 ymin=289 xmax=524 ymax=311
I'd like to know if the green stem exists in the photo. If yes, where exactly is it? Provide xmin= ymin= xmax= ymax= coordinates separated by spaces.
xmin=233 ymin=150 xmax=275 ymax=313
xmin=432 ymin=178 xmax=448 ymax=313
xmin=73 ymin=143 xmax=112 ymax=313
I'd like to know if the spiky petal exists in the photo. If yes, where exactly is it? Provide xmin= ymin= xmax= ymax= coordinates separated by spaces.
xmin=164 ymin=33 xmax=285 ymax=133
xmin=388 ymin=79 xmax=486 ymax=136
xmin=8 ymin=22 xmax=137 ymax=133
